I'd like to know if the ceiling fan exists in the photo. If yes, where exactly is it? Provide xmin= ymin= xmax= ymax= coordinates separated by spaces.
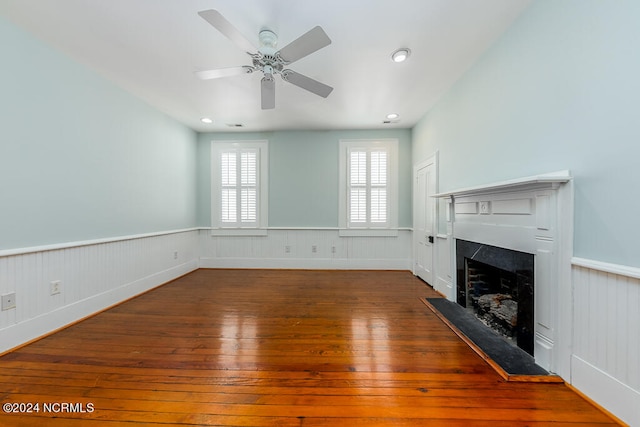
xmin=196 ymin=9 xmax=333 ymax=110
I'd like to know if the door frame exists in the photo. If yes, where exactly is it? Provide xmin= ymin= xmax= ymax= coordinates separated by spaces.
xmin=412 ymin=153 xmax=438 ymax=284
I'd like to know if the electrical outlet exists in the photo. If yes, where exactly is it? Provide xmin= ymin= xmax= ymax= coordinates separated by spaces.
xmin=284 ymin=245 xmax=291 ymax=253
xmin=311 ymin=245 xmax=317 ymax=253
xmin=1 ymin=292 xmax=16 ymax=311
xmin=50 ymin=280 xmax=62 ymax=295
xmin=173 ymin=251 xmax=178 ymax=260
xmin=331 ymin=246 xmax=336 ymax=254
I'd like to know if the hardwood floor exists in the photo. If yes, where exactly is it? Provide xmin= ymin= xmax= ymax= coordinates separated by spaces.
xmin=0 ymin=269 xmax=619 ymax=426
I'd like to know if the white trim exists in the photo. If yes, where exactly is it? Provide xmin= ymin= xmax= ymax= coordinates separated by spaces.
xmin=0 ymin=228 xmax=199 ymax=258
xmin=210 ymin=140 xmax=269 ymax=232
xmin=412 ymin=153 xmax=439 ymax=287
xmin=0 ymin=260 xmax=197 ymax=354
xmin=571 ymin=355 xmax=640 ymax=426
xmin=338 ymin=138 xmax=399 ymax=231
xmin=210 ymin=228 xmax=268 ymax=237
xmin=199 ymin=257 xmax=410 ymax=270
xmin=572 ymin=257 xmax=640 ymax=280
xmin=266 ymin=227 xmax=342 ymax=231
xmin=338 ymin=228 xmax=399 ymax=237
xmin=200 ymin=226 xmax=412 ymax=233
xmin=198 ymin=228 xmax=412 ymax=271
xmin=441 ymin=171 xmax=573 ymax=376
xmin=433 ymin=170 xmax=572 ymax=198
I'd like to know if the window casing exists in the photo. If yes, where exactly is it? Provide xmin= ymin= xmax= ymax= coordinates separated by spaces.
xmin=211 ymin=141 xmax=268 ymax=235
xmin=339 ymin=139 xmax=398 ymax=236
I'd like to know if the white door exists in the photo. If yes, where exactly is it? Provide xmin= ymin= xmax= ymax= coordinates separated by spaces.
xmin=413 ymin=157 xmax=436 ymax=285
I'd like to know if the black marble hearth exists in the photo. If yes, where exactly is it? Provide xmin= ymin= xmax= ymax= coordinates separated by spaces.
xmin=425 ymin=297 xmax=549 ymax=376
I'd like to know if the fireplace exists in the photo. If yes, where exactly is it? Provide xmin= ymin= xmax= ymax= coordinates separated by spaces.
xmin=456 ymin=239 xmax=534 ymax=356
xmin=433 ymin=171 xmax=573 ymax=373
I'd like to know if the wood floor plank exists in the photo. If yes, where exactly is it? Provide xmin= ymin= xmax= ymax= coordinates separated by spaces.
xmin=0 ymin=269 xmax=620 ymax=425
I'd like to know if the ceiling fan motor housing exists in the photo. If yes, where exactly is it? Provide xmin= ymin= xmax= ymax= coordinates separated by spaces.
xmin=254 ymin=29 xmax=285 ymax=75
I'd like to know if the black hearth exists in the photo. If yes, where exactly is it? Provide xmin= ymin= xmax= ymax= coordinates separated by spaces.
xmin=456 ymin=239 xmax=534 ymax=356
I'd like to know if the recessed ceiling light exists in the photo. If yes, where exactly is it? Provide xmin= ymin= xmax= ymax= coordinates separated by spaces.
xmin=200 ymin=117 xmax=213 ymax=124
xmin=391 ymin=48 xmax=411 ymax=63
xmin=386 ymin=113 xmax=400 ymax=120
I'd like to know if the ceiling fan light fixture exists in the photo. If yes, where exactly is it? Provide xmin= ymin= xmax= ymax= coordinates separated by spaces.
xmin=391 ymin=48 xmax=411 ymax=63
xmin=197 ymin=9 xmax=333 ymax=109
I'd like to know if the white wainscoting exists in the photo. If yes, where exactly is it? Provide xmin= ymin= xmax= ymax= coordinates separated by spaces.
xmin=571 ymin=259 xmax=640 ymax=426
xmin=199 ymin=228 xmax=412 ymax=270
xmin=0 ymin=229 xmax=199 ymax=354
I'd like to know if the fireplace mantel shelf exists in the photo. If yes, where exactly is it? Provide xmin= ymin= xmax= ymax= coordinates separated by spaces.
xmin=433 ymin=170 xmax=571 ymax=198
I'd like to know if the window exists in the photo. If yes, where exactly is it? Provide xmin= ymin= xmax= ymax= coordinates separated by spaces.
xmin=339 ymin=139 xmax=398 ymax=236
xmin=211 ymin=141 xmax=268 ymax=235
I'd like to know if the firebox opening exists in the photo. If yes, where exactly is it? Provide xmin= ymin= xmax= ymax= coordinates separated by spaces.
xmin=456 ymin=239 xmax=534 ymax=357
xmin=465 ymin=259 xmax=519 ymax=348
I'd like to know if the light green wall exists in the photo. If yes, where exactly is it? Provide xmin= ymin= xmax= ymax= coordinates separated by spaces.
xmin=1 ymin=15 xmax=411 ymax=250
xmin=197 ymin=129 xmax=412 ymax=228
xmin=0 ymin=17 xmax=198 ymax=250
xmin=412 ymin=0 xmax=640 ymax=267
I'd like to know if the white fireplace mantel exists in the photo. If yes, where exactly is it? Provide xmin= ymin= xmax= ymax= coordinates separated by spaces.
xmin=431 ymin=170 xmax=574 ymax=376
xmin=433 ymin=170 xmax=572 ymax=199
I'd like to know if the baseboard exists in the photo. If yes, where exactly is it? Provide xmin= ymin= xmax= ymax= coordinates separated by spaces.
xmin=0 ymin=260 xmax=198 ymax=354
xmin=571 ymin=355 xmax=639 ymax=426
xmin=198 ymin=257 xmax=411 ymax=270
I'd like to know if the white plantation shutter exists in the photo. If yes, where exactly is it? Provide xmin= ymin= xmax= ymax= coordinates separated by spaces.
xmin=347 ymin=147 xmax=389 ymax=227
xmin=240 ymin=151 xmax=257 ymax=223
xmin=212 ymin=141 xmax=268 ymax=233
xmin=219 ymin=148 xmax=259 ymax=226
xmin=350 ymin=188 xmax=367 ymax=223
xmin=370 ymin=150 xmax=387 ymax=223
xmin=220 ymin=152 xmax=237 ymax=223
xmin=349 ymin=151 xmax=367 ymax=223
xmin=221 ymin=188 xmax=237 ymax=223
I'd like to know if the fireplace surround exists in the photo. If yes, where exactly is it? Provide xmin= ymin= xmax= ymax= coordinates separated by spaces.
xmin=434 ymin=171 xmax=572 ymax=373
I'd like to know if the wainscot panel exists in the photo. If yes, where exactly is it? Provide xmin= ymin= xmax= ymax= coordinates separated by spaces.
xmin=198 ymin=228 xmax=412 ymax=270
xmin=571 ymin=259 xmax=640 ymax=426
xmin=0 ymin=230 xmax=199 ymax=354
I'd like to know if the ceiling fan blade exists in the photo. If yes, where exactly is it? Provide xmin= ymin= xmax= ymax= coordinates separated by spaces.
xmin=195 ymin=66 xmax=254 ymax=80
xmin=198 ymin=9 xmax=256 ymax=54
xmin=281 ymin=70 xmax=333 ymax=98
xmin=261 ymin=75 xmax=275 ymax=110
xmin=277 ymin=26 xmax=331 ymax=64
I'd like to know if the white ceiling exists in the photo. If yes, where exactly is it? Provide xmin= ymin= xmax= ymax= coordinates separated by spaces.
xmin=1 ymin=0 xmax=532 ymax=132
